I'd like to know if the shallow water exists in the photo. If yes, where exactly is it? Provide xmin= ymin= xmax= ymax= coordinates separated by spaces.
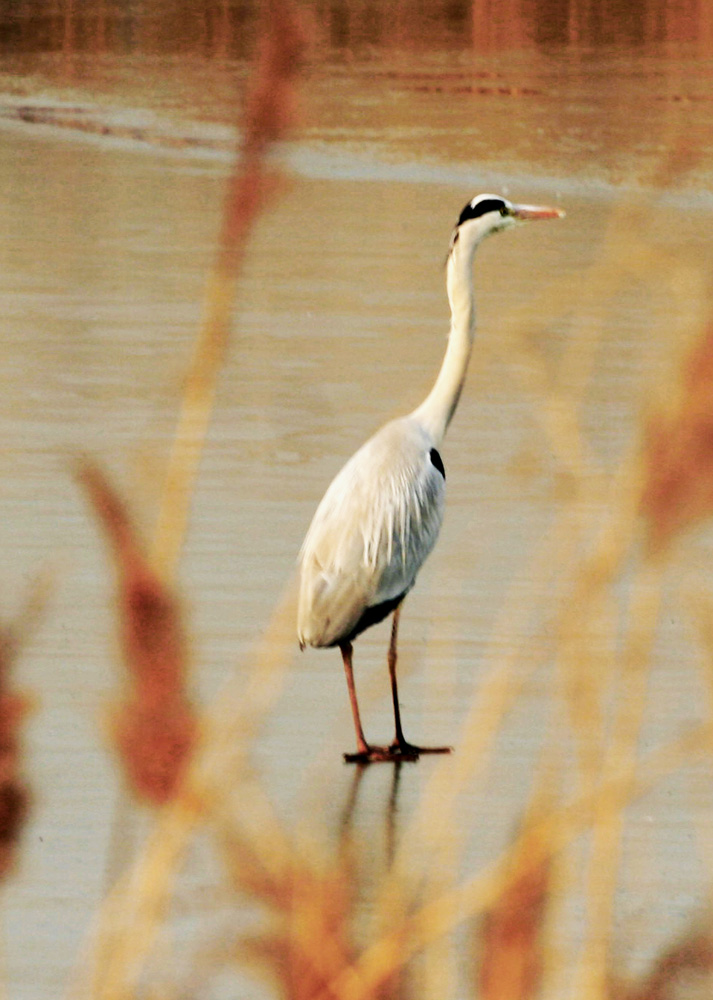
xmin=2 ymin=4 xmax=713 ymax=997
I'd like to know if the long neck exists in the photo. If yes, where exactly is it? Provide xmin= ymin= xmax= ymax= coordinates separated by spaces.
xmin=412 ymin=236 xmax=479 ymax=446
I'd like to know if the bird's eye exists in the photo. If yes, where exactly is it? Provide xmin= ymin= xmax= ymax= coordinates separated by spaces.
xmin=499 ymin=205 xmax=509 ymax=217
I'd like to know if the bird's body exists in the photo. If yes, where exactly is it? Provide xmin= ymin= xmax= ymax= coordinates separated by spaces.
xmin=298 ymin=415 xmax=445 ymax=649
xmin=298 ymin=194 xmax=563 ymax=762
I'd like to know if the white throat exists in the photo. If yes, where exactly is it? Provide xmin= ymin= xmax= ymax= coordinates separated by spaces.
xmin=411 ymin=231 xmax=482 ymax=445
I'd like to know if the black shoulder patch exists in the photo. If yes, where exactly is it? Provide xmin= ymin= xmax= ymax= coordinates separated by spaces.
xmin=429 ymin=447 xmax=445 ymax=479
xmin=457 ymin=196 xmax=507 ymax=227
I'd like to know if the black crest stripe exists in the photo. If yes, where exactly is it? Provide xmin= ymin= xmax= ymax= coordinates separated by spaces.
xmin=457 ymin=197 xmax=507 ymax=227
xmin=430 ymin=447 xmax=445 ymax=479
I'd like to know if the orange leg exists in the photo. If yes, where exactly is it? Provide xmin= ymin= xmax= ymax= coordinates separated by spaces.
xmin=341 ymin=639 xmax=406 ymax=764
xmin=340 ymin=642 xmax=369 ymax=758
xmin=340 ymin=606 xmax=452 ymax=763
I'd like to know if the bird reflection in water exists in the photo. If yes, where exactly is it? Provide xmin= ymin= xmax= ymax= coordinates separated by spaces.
xmin=339 ymin=759 xmax=408 ymax=866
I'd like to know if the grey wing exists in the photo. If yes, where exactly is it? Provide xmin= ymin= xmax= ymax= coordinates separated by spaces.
xmin=298 ymin=421 xmax=446 ymax=648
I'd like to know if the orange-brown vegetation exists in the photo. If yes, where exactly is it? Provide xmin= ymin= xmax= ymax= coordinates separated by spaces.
xmin=3 ymin=3 xmax=711 ymax=1000
xmin=642 ymin=323 xmax=713 ymax=552
xmin=0 ymin=687 xmax=30 ymax=871
xmin=72 ymin=0 xmax=307 ymax=809
xmin=77 ymin=459 xmax=197 ymax=805
xmin=223 ymin=837 xmax=361 ymax=1000
xmin=0 ymin=585 xmax=40 ymax=878
xmin=150 ymin=0 xmax=307 ymax=583
xmin=618 ymin=930 xmax=713 ymax=1000
xmin=478 ymin=834 xmax=551 ymax=1000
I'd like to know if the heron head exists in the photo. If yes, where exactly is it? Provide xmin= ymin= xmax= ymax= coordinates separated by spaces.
xmin=449 ymin=194 xmax=564 ymax=253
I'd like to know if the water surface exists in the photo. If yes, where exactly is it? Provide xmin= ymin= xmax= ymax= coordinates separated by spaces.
xmin=1 ymin=4 xmax=713 ymax=997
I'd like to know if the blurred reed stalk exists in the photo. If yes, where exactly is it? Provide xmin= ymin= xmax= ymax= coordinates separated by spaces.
xmin=76 ymin=459 xmax=197 ymax=805
xmin=344 ymin=183 xmax=713 ymax=998
xmin=71 ymin=57 xmax=713 ymax=1000
xmin=0 ymin=576 xmax=48 ymax=880
xmin=149 ymin=0 xmax=306 ymax=585
xmin=73 ymin=3 xmax=308 ymax=998
xmin=82 ymin=212 xmax=713 ymax=999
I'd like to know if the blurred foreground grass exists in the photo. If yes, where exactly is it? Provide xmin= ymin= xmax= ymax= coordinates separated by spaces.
xmin=70 ymin=198 xmax=713 ymax=999
xmin=5 ymin=4 xmax=713 ymax=1000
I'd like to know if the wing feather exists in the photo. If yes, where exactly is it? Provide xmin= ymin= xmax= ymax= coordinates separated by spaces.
xmin=298 ymin=418 xmax=445 ymax=648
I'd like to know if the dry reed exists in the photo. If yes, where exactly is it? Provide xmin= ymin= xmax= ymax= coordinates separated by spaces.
xmin=0 ymin=576 xmax=46 ymax=880
xmin=642 ymin=322 xmax=713 ymax=553
xmin=477 ymin=810 xmax=551 ymax=1000
xmin=62 ymin=14 xmax=713 ymax=1000
xmin=76 ymin=458 xmax=197 ymax=805
xmin=73 ymin=229 xmax=713 ymax=999
xmin=149 ymin=0 xmax=307 ymax=584
xmin=619 ymin=929 xmax=713 ymax=1000
xmin=72 ymin=260 xmax=713 ymax=1000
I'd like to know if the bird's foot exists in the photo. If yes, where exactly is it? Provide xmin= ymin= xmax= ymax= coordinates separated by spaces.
xmin=390 ymin=739 xmax=453 ymax=759
xmin=343 ymin=741 xmax=452 ymax=764
xmin=344 ymin=743 xmax=417 ymax=764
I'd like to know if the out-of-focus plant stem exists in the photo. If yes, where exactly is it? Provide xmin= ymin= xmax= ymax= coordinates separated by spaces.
xmin=150 ymin=0 xmax=306 ymax=584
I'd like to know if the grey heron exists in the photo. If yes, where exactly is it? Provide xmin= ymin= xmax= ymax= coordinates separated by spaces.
xmin=298 ymin=194 xmax=564 ymax=763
